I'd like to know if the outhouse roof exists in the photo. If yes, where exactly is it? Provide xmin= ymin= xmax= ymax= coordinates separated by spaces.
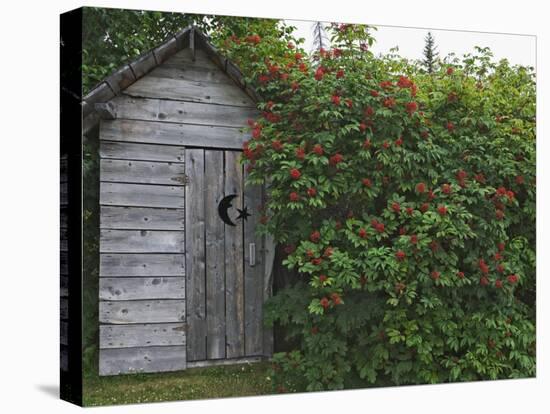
xmin=82 ymin=26 xmax=260 ymax=133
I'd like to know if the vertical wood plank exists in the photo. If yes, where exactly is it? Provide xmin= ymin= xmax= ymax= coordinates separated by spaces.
xmin=263 ymin=231 xmax=275 ymax=357
xmin=224 ymin=151 xmax=245 ymax=358
xmin=204 ymin=150 xmax=226 ymax=359
xmin=185 ymin=149 xmax=206 ymax=361
xmin=243 ymin=168 xmax=264 ymax=356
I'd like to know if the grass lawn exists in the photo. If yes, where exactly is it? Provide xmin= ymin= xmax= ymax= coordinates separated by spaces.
xmin=83 ymin=361 xmax=274 ymax=406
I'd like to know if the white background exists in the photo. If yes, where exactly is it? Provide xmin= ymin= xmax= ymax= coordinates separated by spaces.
xmin=0 ymin=0 xmax=547 ymax=412
xmin=291 ymin=20 xmax=536 ymax=67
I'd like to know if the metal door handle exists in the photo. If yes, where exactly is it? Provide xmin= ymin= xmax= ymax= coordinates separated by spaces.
xmin=249 ymin=243 xmax=256 ymax=267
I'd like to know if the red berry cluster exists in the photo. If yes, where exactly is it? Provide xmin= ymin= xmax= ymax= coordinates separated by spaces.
xmin=395 ymin=250 xmax=406 ymax=261
xmin=370 ymin=219 xmax=385 ymax=233
xmin=290 ymin=168 xmax=301 ymax=180
xmin=310 ymin=230 xmax=321 ymax=243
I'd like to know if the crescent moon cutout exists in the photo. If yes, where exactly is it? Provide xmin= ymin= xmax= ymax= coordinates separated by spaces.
xmin=218 ymin=194 xmax=238 ymax=226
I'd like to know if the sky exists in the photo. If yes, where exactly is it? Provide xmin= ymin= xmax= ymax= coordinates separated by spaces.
xmin=287 ymin=20 xmax=536 ymax=69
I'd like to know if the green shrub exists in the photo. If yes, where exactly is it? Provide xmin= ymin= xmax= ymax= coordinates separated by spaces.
xmin=223 ymin=23 xmax=536 ymax=391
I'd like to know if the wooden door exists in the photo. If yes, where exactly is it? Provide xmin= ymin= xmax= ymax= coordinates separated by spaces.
xmin=185 ymin=148 xmax=265 ymax=362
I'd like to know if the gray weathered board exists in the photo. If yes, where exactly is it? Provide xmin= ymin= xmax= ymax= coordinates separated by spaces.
xmin=98 ymin=37 xmax=270 ymax=376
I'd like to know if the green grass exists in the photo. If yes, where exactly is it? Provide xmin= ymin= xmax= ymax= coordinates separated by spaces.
xmin=83 ymin=362 xmax=274 ymax=406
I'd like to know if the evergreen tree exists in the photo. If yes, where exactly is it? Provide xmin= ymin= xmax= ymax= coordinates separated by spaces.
xmin=422 ymin=31 xmax=439 ymax=73
xmin=311 ymin=21 xmax=329 ymax=53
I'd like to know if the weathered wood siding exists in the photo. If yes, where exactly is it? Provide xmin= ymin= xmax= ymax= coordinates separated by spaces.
xmin=98 ymin=40 xmax=269 ymax=375
xmin=99 ymin=82 xmax=188 ymax=373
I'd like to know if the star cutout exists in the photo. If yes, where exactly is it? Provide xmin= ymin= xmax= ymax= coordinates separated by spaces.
xmin=236 ymin=205 xmax=251 ymax=221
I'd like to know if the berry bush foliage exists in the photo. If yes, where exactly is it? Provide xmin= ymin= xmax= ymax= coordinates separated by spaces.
xmin=220 ymin=23 xmax=536 ymax=391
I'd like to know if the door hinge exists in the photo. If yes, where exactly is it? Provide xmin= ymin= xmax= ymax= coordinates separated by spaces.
xmin=173 ymin=174 xmax=189 ymax=186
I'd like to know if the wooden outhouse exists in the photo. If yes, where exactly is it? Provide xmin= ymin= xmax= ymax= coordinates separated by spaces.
xmin=81 ymin=27 xmax=274 ymax=375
